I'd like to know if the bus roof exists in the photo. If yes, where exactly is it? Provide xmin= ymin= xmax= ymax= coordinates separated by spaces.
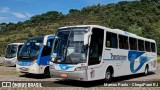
xmin=58 ymin=25 xmax=156 ymax=43
xmin=8 ymin=43 xmax=24 ymax=46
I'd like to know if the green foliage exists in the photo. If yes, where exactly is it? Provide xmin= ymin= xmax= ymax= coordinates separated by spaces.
xmin=158 ymin=56 xmax=160 ymax=63
xmin=128 ymin=23 xmax=143 ymax=36
xmin=0 ymin=1 xmax=160 ymax=55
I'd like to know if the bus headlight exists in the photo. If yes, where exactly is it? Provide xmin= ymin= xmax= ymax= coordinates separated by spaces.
xmin=74 ymin=66 xmax=87 ymax=71
xmin=51 ymin=58 xmax=55 ymax=62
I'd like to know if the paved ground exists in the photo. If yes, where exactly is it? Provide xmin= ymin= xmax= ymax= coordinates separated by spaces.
xmin=0 ymin=57 xmax=160 ymax=89
xmin=0 ymin=57 xmax=3 ymax=64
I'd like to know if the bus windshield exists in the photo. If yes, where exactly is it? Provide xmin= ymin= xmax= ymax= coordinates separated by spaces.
xmin=18 ymin=37 xmax=43 ymax=61
xmin=52 ymin=27 xmax=88 ymax=64
xmin=5 ymin=45 xmax=18 ymax=58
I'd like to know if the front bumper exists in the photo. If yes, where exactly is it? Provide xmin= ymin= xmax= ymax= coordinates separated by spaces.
xmin=16 ymin=63 xmax=41 ymax=74
xmin=50 ymin=68 xmax=88 ymax=81
xmin=3 ymin=59 xmax=16 ymax=66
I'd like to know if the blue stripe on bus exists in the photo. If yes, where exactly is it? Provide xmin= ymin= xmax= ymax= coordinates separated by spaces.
xmin=18 ymin=61 xmax=32 ymax=66
xmin=128 ymin=51 xmax=149 ymax=73
xmin=39 ymin=55 xmax=50 ymax=65
xmin=59 ymin=64 xmax=74 ymax=70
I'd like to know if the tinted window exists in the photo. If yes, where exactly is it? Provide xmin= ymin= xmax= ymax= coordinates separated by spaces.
xmin=18 ymin=45 xmax=23 ymax=53
xmin=42 ymin=39 xmax=54 ymax=56
xmin=106 ymin=32 xmax=117 ymax=48
xmin=119 ymin=35 xmax=128 ymax=49
xmin=129 ymin=37 xmax=137 ymax=50
xmin=151 ymin=43 xmax=156 ymax=52
xmin=145 ymin=41 xmax=151 ymax=52
xmin=89 ymin=28 xmax=104 ymax=65
xmin=138 ymin=40 xmax=144 ymax=51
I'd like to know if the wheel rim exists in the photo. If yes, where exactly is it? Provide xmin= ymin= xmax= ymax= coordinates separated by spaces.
xmin=145 ymin=68 xmax=148 ymax=74
xmin=106 ymin=72 xmax=111 ymax=80
xmin=44 ymin=70 xmax=50 ymax=77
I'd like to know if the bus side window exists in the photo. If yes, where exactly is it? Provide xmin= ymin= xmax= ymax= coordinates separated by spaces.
xmin=106 ymin=32 xmax=117 ymax=48
xmin=138 ymin=39 xmax=144 ymax=51
xmin=145 ymin=41 xmax=151 ymax=52
xmin=42 ymin=39 xmax=53 ymax=56
xmin=106 ymin=32 xmax=111 ymax=47
xmin=119 ymin=35 xmax=128 ymax=49
xmin=151 ymin=43 xmax=156 ymax=52
xmin=123 ymin=36 xmax=128 ymax=49
xmin=129 ymin=37 xmax=137 ymax=50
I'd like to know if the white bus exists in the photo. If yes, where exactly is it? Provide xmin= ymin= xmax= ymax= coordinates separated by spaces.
xmin=16 ymin=35 xmax=54 ymax=77
xmin=4 ymin=43 xmax=24 ymax=66
xmin=49 ymin=25 xmax=157 ymax=82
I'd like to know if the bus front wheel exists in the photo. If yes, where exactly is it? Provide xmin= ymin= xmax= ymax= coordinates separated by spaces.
xmin=104 ymin=69 xmax=113 ymax=82
xmin=44 ymin=67 xmax=51 ymax=78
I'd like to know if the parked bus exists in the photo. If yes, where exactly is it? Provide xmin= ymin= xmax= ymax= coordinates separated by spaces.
xmin=16 ymin=35 xmax=54 ymax=77
xmin=4 ymin=43 xmax=24 ymax=66
xmin=49 ymin=25 xmax=157 ymax=82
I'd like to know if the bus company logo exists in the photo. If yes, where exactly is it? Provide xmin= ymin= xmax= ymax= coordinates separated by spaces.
xmin=2 ymin=82 xmax=11 ymax=87
xmin=110 ymin=53 xmax=127 ymax=60
xmin=59 ymin=64 xmax=74 ymax=70
xmin=128 ymin=51 xmax=149 ymax=73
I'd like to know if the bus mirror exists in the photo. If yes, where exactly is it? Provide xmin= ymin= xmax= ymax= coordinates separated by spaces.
xmin=84 ymin=32 xmax=92 ymax=46
xmin=43 ymin=37 xmax=47 ymax=46
xmin=43 ymin=35 xmax=50 ymax=46
xmin=47 ymin=42 xmax=51 ymax=47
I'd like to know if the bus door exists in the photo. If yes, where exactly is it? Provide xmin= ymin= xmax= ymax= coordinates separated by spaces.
xmin=87 ymin=28 xmax=104 ymax=80
xmin=39 ymin=39 xmax=54 ymax=67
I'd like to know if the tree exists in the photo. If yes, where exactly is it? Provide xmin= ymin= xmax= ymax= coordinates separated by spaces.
xmin=128 ymin=23 xmax=143 ymax=36
xmin=69 ymin=9 xmax=80 ymax=14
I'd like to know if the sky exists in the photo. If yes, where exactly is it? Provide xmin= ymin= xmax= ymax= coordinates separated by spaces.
xmin=0 ymin=0 xmax=132 ymax=23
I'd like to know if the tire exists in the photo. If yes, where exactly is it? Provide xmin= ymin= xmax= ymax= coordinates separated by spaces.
xmin=144 ymin=66 xmax=149 ymax=75
xmin=104 ymin=69 xmax=112 ymax=83
xmin=44 ymin=68 xmax=51 ymax=78
xmin=25 ymin=73 xmax=32 ymax=77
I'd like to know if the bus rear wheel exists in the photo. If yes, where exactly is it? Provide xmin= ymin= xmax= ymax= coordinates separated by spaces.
xmin=25 ymin=73 xmax=32 ymax=77
xmin=144 ymin=65 xmax=149 ymax=75
xmin=104 ymin=69 xmax=112 ymax=82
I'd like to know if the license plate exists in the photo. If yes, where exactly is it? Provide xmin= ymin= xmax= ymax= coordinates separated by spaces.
xmin=60 ymin=73 xmax=68 ymax=77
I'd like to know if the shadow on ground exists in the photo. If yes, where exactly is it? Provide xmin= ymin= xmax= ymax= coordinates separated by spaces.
xmin=18 ymin=72 xmax=155 ymax=87
xmin=52 ymin=72 xmax=155 ymax=87
xmin=19 ymin=74 xmax=50 ymax=79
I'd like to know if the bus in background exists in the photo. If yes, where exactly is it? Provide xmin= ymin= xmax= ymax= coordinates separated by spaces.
xmin=16 ymin=35 xmax=54 ymax=77
xmin=49 ymin=25 xmax=157 ymax=82
xmin=4 ymin=43 xmax=24 ymax=66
